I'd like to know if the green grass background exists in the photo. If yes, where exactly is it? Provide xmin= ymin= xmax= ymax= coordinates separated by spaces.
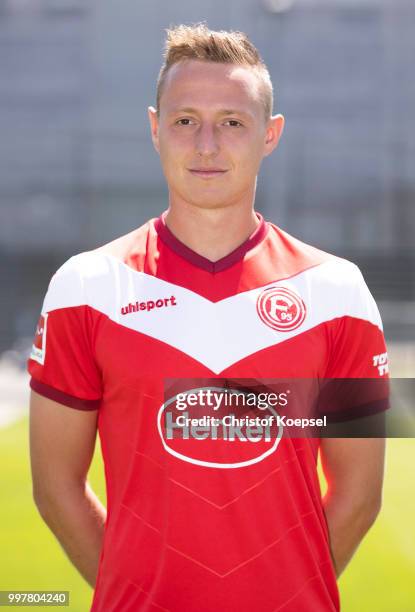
xmin=0 ymin=418 xmax=414 ymax=611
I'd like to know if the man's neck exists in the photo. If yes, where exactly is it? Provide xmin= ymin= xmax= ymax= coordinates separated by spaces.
xmin=164 ymin=202 xmax=260 ymax=262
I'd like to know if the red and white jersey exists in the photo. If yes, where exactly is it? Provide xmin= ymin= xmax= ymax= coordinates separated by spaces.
xmin=28 ymin=213 xmax=388 ymax=612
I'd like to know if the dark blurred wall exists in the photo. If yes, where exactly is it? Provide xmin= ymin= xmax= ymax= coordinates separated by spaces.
xmin=0 ymin=0 xmax=414 ymax=348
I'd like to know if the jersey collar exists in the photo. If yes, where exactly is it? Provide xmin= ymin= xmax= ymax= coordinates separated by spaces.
xmin=154 ymin=211 xmax=269 ymax=273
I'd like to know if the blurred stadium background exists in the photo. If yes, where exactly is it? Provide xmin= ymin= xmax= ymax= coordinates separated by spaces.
xmin=0 ymin=0 xmax=414 ymax=610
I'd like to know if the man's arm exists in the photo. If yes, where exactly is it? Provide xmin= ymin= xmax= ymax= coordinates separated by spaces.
xmin=29 ymin=390 xmax=106 ymax=587
xmin=320 ymin=437 xmax=385 ymax=578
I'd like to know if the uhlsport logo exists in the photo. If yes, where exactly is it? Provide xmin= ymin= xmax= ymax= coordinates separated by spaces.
xmin=121 ymin=295 xmax=177 ymax=315
xmin=256 ymin=286 xmax=306 ymax=332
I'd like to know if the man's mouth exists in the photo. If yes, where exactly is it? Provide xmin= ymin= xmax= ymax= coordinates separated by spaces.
xmin=188 ymin=168 xmax=228 ymax=178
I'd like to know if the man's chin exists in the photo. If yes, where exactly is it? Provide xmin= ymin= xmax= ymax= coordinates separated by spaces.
xmin=185 ymin=196 xmax=235 ymax=211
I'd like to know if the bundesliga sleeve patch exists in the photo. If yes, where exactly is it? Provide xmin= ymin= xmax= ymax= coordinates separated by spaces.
xmin=30 ymin=313 xmax=48 ymax=365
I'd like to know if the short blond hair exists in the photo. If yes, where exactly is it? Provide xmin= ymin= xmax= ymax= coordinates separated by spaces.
xmin=156 ymin=23 xmax=274 ymax=120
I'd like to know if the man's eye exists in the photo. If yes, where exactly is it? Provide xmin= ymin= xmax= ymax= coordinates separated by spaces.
xmin=176 ymin=118 xmax=194 ymax=126
xmin=224 ymin=120 xmax=243 ymax=127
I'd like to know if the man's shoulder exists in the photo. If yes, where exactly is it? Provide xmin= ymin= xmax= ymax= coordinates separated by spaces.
xmin=52 ymin=218 xmax=157 ymax=280
xmin=94 ymin=217 xmax=157 ymax=262
xmin=266 ymin=223 xmax=382 ymax=330
xmin=266 ymin=221 xmax=362 ymax=284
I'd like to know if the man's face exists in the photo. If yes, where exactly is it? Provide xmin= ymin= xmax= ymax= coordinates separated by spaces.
xmin=148 ymin=60 xmax=284 ymax=210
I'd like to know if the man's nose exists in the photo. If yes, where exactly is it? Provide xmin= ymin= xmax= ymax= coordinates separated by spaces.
xmin=195 ymin=123 xmax=219 ymax=157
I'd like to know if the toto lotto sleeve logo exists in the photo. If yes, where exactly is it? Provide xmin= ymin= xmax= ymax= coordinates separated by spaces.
xmin=256 ymin=286 xmax=306 ymax=332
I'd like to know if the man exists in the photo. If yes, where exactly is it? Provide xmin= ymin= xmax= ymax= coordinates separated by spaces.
xmin=28 ymin=24 xmax=387 ymax=611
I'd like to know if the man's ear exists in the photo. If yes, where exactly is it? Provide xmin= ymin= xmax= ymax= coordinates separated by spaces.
xmin=264 ymin=114 xmax=285 ymax=157
xmin=148 ymin=106 xmax=160 ymax=153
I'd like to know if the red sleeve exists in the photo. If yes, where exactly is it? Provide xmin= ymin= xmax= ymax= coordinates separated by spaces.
xmin=27 ymin=259 xmax=103 ymax=410
xmin=325 ymin=315 xmax=388 ymax=379
xmin=322 ymin=267 xmax=389 ymax=422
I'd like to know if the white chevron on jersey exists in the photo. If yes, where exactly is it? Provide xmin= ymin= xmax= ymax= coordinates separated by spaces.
xmin=41 ymin=252 xmax=383 ymax=373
